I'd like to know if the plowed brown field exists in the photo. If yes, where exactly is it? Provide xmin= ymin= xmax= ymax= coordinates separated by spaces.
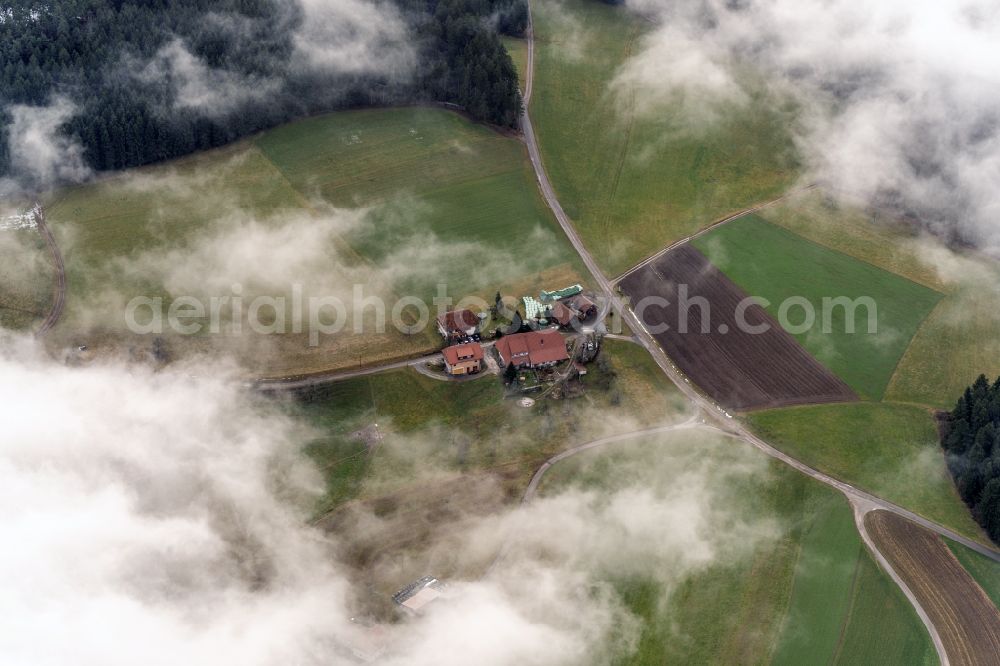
xmin=865 ymin=510 xmax=1000 ymax=666
xmin=619 ymin=244 xmax=856 ymax=410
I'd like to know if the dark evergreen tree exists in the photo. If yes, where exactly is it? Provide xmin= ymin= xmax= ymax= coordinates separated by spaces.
xmin=942 ymin=373 xmax=1000 ymax=544
xmin=0 ymin=0 xmax=526 ymax=181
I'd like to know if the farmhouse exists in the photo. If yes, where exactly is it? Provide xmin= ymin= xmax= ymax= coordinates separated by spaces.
xmin=436 ymin=309 xmax=478 ymax=341
xmin=442 ymin=342 xmax=484 ymax=375
xmin=495 ymin=330 xmax=569 ymax=369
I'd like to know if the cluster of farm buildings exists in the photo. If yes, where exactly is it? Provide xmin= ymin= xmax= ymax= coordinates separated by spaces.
xmin=435 ymin=283 xmax=598 ymax=378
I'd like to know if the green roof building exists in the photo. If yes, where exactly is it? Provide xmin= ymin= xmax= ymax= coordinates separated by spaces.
xmin=540 ymin=284 xmax=583 ymax=302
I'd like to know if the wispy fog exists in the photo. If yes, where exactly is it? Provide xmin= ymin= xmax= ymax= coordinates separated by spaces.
xmin=0 ymin=97 xmax=91 ymax=196
xmin=0 ymin=336 xmax=782 ymax=665
xmin=616 ymin=0 xmax=1000 ymax=251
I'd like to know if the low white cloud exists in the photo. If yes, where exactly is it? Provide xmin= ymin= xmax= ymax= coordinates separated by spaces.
xmin=0 ymin=97 xmax=91 ymax=194
xmin=293 ymin=0 xmax=415 ymax=78
xmin=134 ymin=39 xmax=280 ymax=115
xmin=0 ymin=335 xmax=784 ymax=665
xmin=613 ymin=0 xmax=1000 ymax=251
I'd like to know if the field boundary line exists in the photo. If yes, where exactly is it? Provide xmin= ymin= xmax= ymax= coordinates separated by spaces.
xmin=828 ymin=545 xmax=864 ymax=665
xmin=852 ymin=503 xmax=950 ymax=666
xmin=881 ymin=296 xmax=949 ymax=404
xmin=612 ymin=184 xmax=817 ymax=284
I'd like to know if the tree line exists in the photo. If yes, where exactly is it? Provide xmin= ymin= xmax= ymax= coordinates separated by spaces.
xmin=0 ymin=0 xmax=524 ymax=181
xmin=941 ymin=374 xmax=1000 ymax=543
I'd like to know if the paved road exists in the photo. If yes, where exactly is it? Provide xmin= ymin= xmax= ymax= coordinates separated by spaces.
xmin=254 ymin=353 xmax=440 ymax=390
xmin=517 ymin=0 xmax=1000 ymax=563
xmin=33 ymin=204 xmax=66 ymax=338
xmin=483 ymin=414 xmax=703 ymax=576
xmin=851 ymin=500 xmax=951 ymax=666
xmin=255 ymin=340 xmax=501 ymax=390
xmin=516 ymin=8 xmax=995 ymax=662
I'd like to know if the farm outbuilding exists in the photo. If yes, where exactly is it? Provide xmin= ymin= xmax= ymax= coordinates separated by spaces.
xmin=540 ymin=284 xmax=583 ymax=301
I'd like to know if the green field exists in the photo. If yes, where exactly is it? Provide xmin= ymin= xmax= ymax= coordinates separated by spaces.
xmin=756 ymin=190 xmax=1000 ymax=410
xmin=45 ymin=107 xmax=585 ymax=375
xmin=300 ymin=339 xmax=687 ymax=514
xmin=758 ymin=190 xmax=946 ymax=292
xmin=693 ymin=215 xmax=942 ymax=400
xmin=535 ymin=431 xmax=934 ymax=665
xmin=0 ymin=225 xmax=54 ymax=332
xmin=945 ymin=539 xmax=1000 ymax=610
xmin=501 ymin=36 xmax=529 ymax=87
xmin=886 ymin=278 xmax=1000 ymax=409
xmin=748 ymin=402 xmax=983 ymax=541
xmin=296 ymin=339 xmax=688 ymax=608
xmin=531 ymin=0 xmax=800 ymax=275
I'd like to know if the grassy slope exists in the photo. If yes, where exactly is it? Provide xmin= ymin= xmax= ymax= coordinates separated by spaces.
xmin=46 ymin=107 xmax=584 ymax=374
xmin=832 ymin=551 xmax=937 ymax=666
xmin=770 ymin=496 xmax=860 ymax=665
xmin=0 ymin=226 xmax=55 ymax=331
xmin=748 ymin=402 xmax=983 ymax=541
xmin=536 ymin=433 xmax=933 ymax=665
xmin=300 ymin=339 xmax=687 ymax=513
xmin=501 ymin=36 xmax=528 ymax=86
xmin=256 ymin=107 xmax=587 ymax=300
xmin=758 ymin=190 xmax=945 ymax=292
xmin=886 ymin=278 xmax=1000 ymax=409
xmin=758 ymin=190 xmax=1000 ymax=410
xmin=531 ymin=0 xmax=799 ymax=275
xmin=692 ymin=215 xmax=942 ymax=400
xmin=944 ymin=539 xmax=1000 ymax=611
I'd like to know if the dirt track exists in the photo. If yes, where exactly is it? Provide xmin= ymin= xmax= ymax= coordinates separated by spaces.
xmin=33 ymin=205 xmax=66 ymax=337
xmin=865 ymin=510 xmax=1000 ymax=666
xmin=618 ymin=244 xmax=857 ymax=410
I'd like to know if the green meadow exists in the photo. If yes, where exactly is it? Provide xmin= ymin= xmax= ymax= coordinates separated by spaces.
xmin=294 ymin=339 xmax=687 ymax=606
xmin=501 ymin=36 xmax=529 ymax=87
xmin=536 ymin=432 xmax=934 ymax=665
xmin=693 ymin=215 xmax=942 ymax=400
xmin=531 ymin=0 xmax=800 ymax=275
xmin=44 ymin=107 xmax=585 ymax=375
xmin=886 ymin=277 xmax=1000 ymax=409
xmin=299 ymin=339 xmax=687 ymax=514
xmin=0 ymin=225 xmax=55 ymax=332
xmin=758 ymin=190 xmax=1000 ymax=410
xmin=945 ymin=539 xmax=1000 ymax=610
xmin=748 ymin=402 xmax=983 ymax=541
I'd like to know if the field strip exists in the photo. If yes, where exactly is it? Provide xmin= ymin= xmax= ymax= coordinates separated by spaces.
xmin=863 ymin=509 xmax=1000 ymax=666
xmin=828 ymin=547 xmax=864 ymax=664
xmin=853 ymin=503 xmax=949 ymax=665
xmin=612 ymin=183 xmax=818 ymax=284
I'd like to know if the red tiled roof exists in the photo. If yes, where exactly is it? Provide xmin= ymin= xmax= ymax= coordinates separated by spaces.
xmin=442 ymin=342 xmax=484 ymax=365
xmin=549 ymin=301 xmax=576 ymax=326
xmin=437 ymin=309 xmax=478 ymax=333
xmin=495 ymin=330 xmax=569 ymax=367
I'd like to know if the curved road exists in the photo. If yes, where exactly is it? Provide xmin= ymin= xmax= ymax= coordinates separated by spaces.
xmin=516 ymin=6 xmax=992 ymax=664
xmin=517 ymin=1 xmax=999 ymax=562
xmin=33 ymin=204 xmax=66 ymax=338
